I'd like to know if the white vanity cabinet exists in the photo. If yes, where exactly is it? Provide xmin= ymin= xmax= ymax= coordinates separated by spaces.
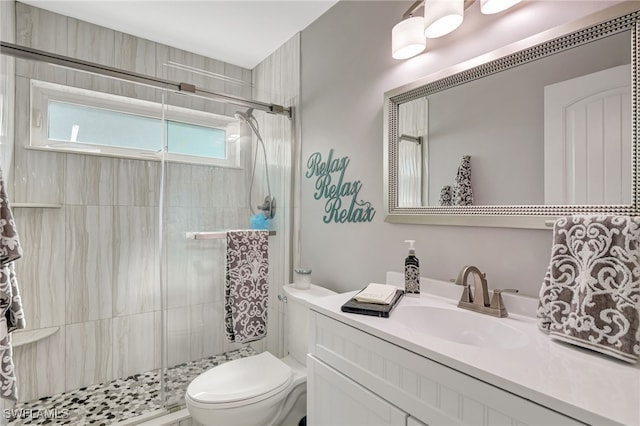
xmin=307 ymin=311 xmax=583 ymax=426
xmin=307 ymin=356 xmax=407 ymax=425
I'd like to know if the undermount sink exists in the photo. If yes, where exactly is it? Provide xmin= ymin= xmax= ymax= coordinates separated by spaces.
xmin=393 ymin=305 xmax=529 ymax=349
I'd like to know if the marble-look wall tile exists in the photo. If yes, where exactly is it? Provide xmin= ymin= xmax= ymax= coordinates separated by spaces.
xmin=201 ymin=58 xmax=228 ymax=117
xmin=222 ymin=207 xmax=250 ymax=230
xmin=65 ymin=319 xmax=113 ymax=389
xmin=113 ymin=33 xmax=162 ymax=104
xmin=0 ymin=0 xmax=15 ymax=188
xmin=202 ymin=302 xmax=232 ymax=356
xmin=65 ymin=154 xmax=116 ymax=206
xmin=223 ymin=63 xmax=246 ymax=99
xmin=223 ymin=168 xmax=248 ymax=208
xmin=188 ymin=305 xmax=206 ymax=361
xmin=15 ymin=3 xmax=67 ymax=82
xmin=13 ymin=207 xmax=66 ymax=329
xmin=113 ymin=206 xmax=160 ymax=316
xmin=114 ymin=32 xmax=156 ymax=81
xmin=66 ymin=206 xmax=113 ymax=323
xmin=14 ymin=327 xmax=66 ymax=402
xmin=166 ymin=163 xmax=192 ymax=208
xmin=165 ymin=206 xmax=190 ymax=309
xmin=252 ymin=34 xmax=300 ymax=356
xmin=112 ymin=312 xmax=157 ymax=378
xmin=1 ymin=0 xmax=15 ymax=42
xmin=190 ymin=165 xmax=224 ymax=209
xmin=0 ymin=87 xmax=14 ymax=191
xmin=188 ymin=207 xmax=225 ymax=306
xmin=167 ymin=306 xmax=190 ymax=367
xmin=13 ymin=77 xmax=64 ymax=205
xmin=115 ymin=159 xmax=161 ymax=207
xmin=157 ymin=46 xmax=207 ymax=113
xmin=66 ymin=17 xmax=115 ymax=93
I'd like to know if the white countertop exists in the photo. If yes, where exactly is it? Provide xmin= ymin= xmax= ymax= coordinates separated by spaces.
xmin=309 ymin=275 xmax=640 ymax=426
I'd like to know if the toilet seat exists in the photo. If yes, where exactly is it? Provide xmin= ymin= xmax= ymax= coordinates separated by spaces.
xmin=186 ymin=352 xmax=293 ymax=409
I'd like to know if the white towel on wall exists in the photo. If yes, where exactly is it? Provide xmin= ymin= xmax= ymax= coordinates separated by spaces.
xmin=224 ymin=230 xmax=270 ymax=344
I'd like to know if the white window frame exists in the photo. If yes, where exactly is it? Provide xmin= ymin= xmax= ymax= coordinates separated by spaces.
xmin=30 ymin=79 xmax=241 ymax=168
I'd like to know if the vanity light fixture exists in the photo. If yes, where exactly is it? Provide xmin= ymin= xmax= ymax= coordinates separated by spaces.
xmin=424 ymin=0 xmax=464 ymax=38
xmin=480 ymin=0 xmax=522 ymax=14
xmin=392 ymin=0 xmax=523 ymax=59
xmin=392 ymin=16 xmax=427 ymax=59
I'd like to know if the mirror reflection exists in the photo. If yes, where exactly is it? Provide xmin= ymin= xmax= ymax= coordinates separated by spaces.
xmin=396 ymin=30 xmax=630 ymax=207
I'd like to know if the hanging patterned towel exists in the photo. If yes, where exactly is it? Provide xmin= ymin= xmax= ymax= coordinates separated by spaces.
xmin=224 ymin=230 xmax=270 ymax=344
xmin=0 ymin=165 xmax=24 ymax=401
xmin=537 ymin=215 xmax=640 ymax=363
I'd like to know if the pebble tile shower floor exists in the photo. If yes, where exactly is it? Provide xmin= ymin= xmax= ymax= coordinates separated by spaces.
xmin=7 ymin=347 xmax=255 ymax=425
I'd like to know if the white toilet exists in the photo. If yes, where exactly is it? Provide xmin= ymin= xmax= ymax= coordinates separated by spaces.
xmin=185 ymin=283 xmax=336 ymax=426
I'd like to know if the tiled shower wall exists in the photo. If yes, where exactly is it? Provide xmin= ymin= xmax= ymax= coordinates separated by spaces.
xmin=252 ymin=35 xmax=300 ymax=359
xmin=9 ymin=1 xmax=287 ymax=403
xmin=1 ymin=0 xmax=15 ymax=182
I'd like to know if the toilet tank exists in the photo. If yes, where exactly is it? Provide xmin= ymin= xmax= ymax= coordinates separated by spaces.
xmin=283 ymin=284 xmax=336 ymax=365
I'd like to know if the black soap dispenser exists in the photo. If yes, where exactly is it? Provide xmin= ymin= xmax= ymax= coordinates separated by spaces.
xmin=404 ymin=240 xmax=420 ymax=295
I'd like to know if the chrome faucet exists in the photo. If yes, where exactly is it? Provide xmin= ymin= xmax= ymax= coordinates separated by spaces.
xmin=454 ymin=265 xmax=518 ymax=318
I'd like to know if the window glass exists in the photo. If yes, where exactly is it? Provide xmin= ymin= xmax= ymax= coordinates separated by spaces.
xmin=166 ymin=120 xmax=226 ymax=159
xmin=48 ymin=101 xmax=161 ymax=151
xmin=31 ymin=80 xmax=239 ymax=167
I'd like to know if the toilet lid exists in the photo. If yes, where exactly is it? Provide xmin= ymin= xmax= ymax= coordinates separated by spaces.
xmin=186 ymin=352 xmax=293 ymax=404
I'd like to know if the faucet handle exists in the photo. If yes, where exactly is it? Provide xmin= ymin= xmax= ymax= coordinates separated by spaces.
xmin=489 ymin=288 xmax=519 ymax=317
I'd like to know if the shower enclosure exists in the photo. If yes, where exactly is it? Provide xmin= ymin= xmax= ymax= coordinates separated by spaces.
xmin=0 ymin=3 xmax=298 ymax=423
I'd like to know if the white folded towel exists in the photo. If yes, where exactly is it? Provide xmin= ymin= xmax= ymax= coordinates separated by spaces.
xmin=354 ymin=283 xmax=398 ymax=305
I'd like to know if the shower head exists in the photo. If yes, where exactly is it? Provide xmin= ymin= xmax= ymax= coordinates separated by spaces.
xmin=234 ymin=108 xmax=254 ymax=124
xmin=234 ymin=107 xmax=274 ymax=221
xmin=234 ymin=107 xmax=262 ymax=143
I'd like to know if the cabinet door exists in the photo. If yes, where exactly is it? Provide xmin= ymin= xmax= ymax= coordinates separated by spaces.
xmin=308 ymin=355 xmax=407 ymax=426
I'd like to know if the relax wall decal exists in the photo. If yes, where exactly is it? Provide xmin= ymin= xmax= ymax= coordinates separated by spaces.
xmin=305 ymin=149 xmax=376 ymax=224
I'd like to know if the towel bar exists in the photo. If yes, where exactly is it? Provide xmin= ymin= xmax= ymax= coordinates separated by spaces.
xmin=186 ymin=230 xmax=276 ymax=240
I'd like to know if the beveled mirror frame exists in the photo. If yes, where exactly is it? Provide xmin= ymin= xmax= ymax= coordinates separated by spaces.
xmin=384 ymin=2 xmax=640 ymax=229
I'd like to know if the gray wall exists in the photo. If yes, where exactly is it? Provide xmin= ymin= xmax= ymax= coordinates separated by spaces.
xmin=299 ymin=1 xmax=622 ymax=295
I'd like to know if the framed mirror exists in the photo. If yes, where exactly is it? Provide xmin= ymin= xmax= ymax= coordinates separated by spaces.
xmin=384 ymin=3 xmax=640 ymax=229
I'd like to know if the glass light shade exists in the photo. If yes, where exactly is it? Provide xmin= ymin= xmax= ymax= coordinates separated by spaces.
xmin=424 ymin=0 xmax=464 ymax=38
xmin=392 ymin=16 xmax=427 ymax=60
xmin=480 ymin=0 xmax=522 ymax=14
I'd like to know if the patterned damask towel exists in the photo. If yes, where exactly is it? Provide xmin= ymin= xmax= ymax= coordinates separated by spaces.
xmin=537 ymin=215 xmax=640 ymax=363
xmin=224 ymin=230 xmax=270 ymax=344
xmin=0 ymin=166 xmax=25 ymax=401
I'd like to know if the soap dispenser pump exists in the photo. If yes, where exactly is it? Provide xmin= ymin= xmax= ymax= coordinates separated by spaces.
xmin=404 ymin=240 xmax=420 ymax=295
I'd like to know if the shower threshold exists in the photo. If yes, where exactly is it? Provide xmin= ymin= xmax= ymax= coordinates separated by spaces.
xmin=7 ymin=347 xmax=255 ymax=426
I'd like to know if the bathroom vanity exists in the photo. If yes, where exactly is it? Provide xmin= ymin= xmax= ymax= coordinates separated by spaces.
xmin=306 ymin=273 xmax=639 ymax=426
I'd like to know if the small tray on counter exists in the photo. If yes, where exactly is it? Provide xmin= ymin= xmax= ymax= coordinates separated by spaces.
xmin=340 ymin=288 xmax=404 ymax=318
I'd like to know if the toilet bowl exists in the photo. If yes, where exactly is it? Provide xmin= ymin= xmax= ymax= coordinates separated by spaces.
xmin=185 ymin=283 xmax=336 ymax=426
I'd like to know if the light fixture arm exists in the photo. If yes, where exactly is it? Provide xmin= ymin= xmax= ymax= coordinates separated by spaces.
xmin=402 ymin=0 xmax=477 ymax=20
xmin=402 ymin=0 xmax=425 ymax=19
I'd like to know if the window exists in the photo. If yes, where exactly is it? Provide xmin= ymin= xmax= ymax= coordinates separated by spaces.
xmin=30 ymin=80 xmax=239 ymax=167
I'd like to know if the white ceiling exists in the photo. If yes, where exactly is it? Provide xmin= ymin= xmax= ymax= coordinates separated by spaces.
xmin=18 ymin=0 xmax=338 ymax=69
